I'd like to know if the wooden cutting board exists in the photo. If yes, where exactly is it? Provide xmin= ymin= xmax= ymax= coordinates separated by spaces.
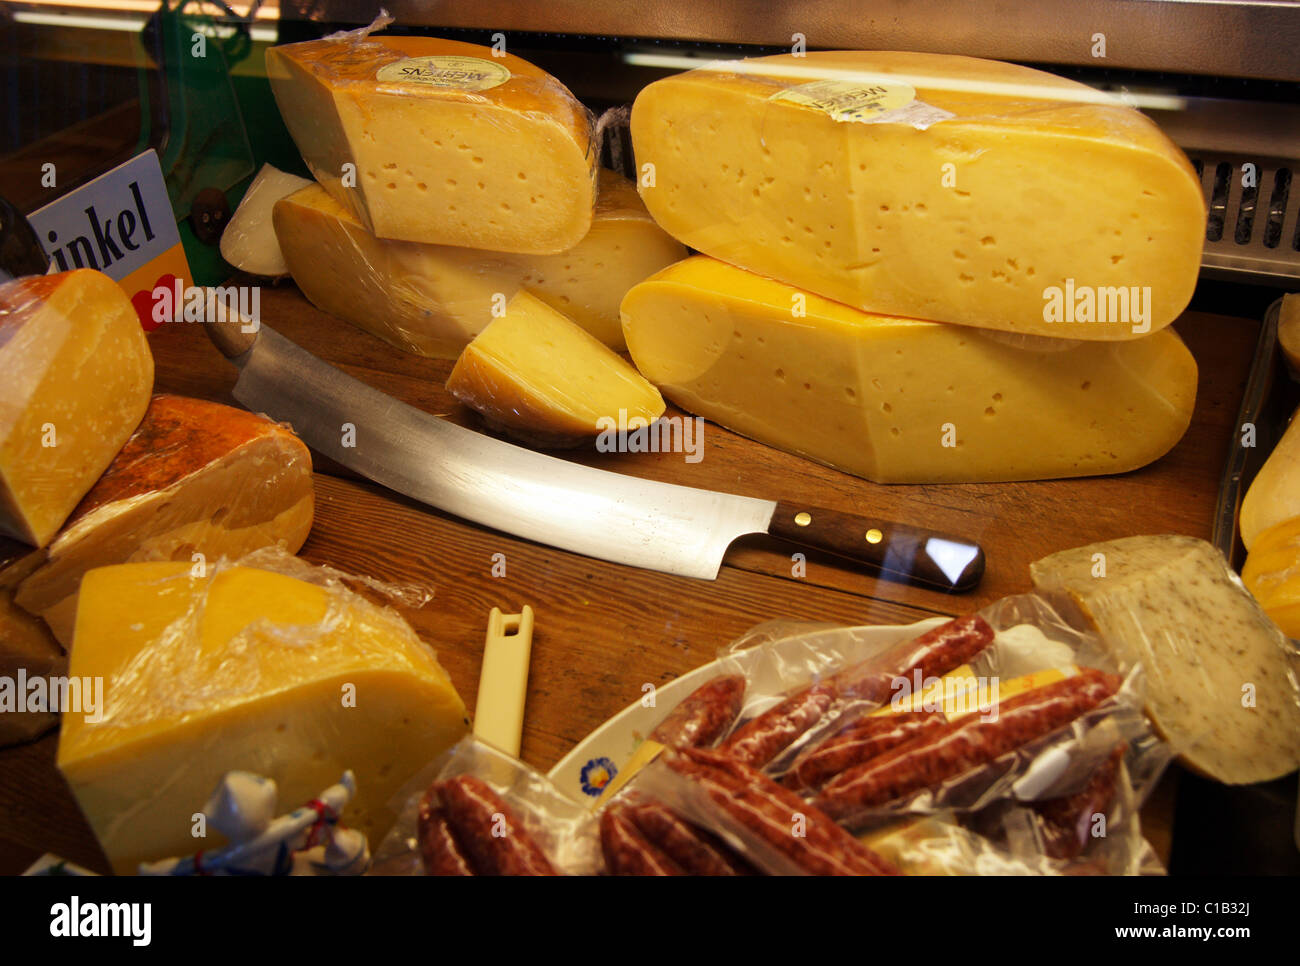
xmin=0 ymin=281 xmax=1255 ymax=873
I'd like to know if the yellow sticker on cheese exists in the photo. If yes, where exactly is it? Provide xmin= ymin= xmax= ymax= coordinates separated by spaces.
xmin=770 ymin=79 xmax=952 ymax=127
xmin=376 ymin=55 xmax=511 ymax=90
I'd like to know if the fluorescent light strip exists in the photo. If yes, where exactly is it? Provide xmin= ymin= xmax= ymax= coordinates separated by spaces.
xmin=623 ymin=51 xmax=1186 ymax=111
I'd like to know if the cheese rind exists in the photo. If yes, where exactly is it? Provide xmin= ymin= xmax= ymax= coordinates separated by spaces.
xmin=0 ymin=270 xmax=154 ymax=547
xmin=219 ymin=163 xmax=314 ymax=277
xmin=274 ymin=171 xmax=685 ymax=355
xmin=631 ymin=51 xmax=1205 ymax=338
xmin=58 ymin=559 xmax=468 ymax=874
xmin=621 ymin=257 xmax=1196 ymax=483
xmin=1240 ymin=404 xmax=1300 ymax=550
xmin=1030 ymin=535 xmax=1300 ymax=784
xmin=447 ymin=291 xmax=665 ymax=446
xmin=7 ymin=395 xmax=315 ymax=647
xmin=267 ymin=35 xmax=596 ymax=253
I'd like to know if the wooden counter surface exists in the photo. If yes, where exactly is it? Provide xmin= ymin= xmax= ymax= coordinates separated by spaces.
xmin=0 ymin=285 xmax=1256 ymax=874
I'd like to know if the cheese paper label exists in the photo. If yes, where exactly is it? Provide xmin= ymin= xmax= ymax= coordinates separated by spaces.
xmin=376 ymin=55 xmax=511 ymax=91
xmin=772 ymin=79 xmax=954 ymax=130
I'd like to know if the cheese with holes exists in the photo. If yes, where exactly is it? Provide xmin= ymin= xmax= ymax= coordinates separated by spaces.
xmin=58 ymin=560 xmax=468 ymax=874
xmin=267 ymin=35 xmax=596 ymax=253
xmin=448 ymin=291 xmax=664 ymax=447
xmin=274 ymin=170 xmax=684 ymax=354
xmin=631 ymin=51 xmax=1205 ymax=339
xmin=1242 ymin=516 xmax=1300 ymax=638
xmin=1241 ymin=405 xmax=1300 ymax=550
xmin=5 ymin=395 xmax=314 ymax=647
xmin=621 ymin=257 xmax=1196 ymax=483
xmin=219 ymin=163 xmax=314 ymax=277
xmin=0 ymin=270 xmax=154 ymax=548
xmin=1030 ymin=535 xmax=1300 ymax=784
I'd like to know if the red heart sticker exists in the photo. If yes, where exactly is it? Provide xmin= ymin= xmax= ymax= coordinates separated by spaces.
xmin=132 ymin=273 xmax=178 ymax=331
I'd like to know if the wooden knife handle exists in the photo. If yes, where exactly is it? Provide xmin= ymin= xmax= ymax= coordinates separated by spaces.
xmin=769 ymin=500 xmax=985 ymax=593
xmin=204 ymin=308 xmax=259 ymax=360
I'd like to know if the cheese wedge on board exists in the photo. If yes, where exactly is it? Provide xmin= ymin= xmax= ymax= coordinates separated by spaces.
xmin=5 ymin=395 xmax=315 ymax=647
xmin=274 ymin=170 xmax=685 ymax=355
xmin=1240 ymin=404 xmax=1300 ymax=550
xmin=0 ymin=270 xmax=154 ymax=548
xmin=447 ymin=291 xmax=664 ymax=447
xmin=58 ymin=560 xmax=468 ymax=874
xmin=621 ymin=257 xmax=1197 ymax=483
xmin=219 ymin=163 xmax=314 ymax=277
xmin=267 ymin=35 xmax=596 ymax=253
xmin=1030 ymin=535 xmax=1300 ymax=784
xmin=630 ymin=51 xmax=1205 ymax=339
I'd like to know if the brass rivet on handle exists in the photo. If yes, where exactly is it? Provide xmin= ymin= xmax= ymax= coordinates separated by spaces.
xmin=794 ymin=511 xmax=812 ymax=527
xmin=865 ymin=528 xmax=883 ymax=544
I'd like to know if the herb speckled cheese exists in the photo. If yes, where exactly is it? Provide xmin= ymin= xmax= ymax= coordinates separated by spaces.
xmin=1031 ymin=535 xmax=1300 ymax=784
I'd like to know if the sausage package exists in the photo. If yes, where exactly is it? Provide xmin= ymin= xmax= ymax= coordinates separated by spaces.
xmin=371 ymin=736 xmax=601 ymax=875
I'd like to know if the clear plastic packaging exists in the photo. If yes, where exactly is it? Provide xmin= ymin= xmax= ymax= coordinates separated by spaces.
xmin=372 ymin=736 xmax=601 ymax=875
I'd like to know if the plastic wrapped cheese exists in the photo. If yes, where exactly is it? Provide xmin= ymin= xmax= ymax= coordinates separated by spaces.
xmin=0 ymin=270 xmax=154 ymax=547
xmin=1242 ymin=516 xmax=1300 ymax=638
xmin=267 ymin=33 xmax=597 ymax=253
xmin=4 ymin=395 xmax=315 ymax=647
xmin=621 ymin=257 xmax=1196 ymax=483
xmin=57 ymin=552 xmax=468 ymax=874
xmin=274 ymin=170 xmax=685 ymax=355
xmin=1031 ymin=535 xmax=1300 ymax=784
xmin=1240 ymin=404 xmax=1300 ymax=550
xmin=630 ymin=51 xmax=1205 ymax=339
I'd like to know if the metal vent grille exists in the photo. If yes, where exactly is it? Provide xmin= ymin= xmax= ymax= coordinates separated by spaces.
xmin=1191 ymin=155 xmax=1300 ymax=282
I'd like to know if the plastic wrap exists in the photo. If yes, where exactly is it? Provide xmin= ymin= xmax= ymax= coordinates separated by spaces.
xmin=372 ymin=736 xmax=601 ymax=875
xmin=273 ymin=168 xmax=684 ymax=357
xmin=1240 ymin=401 xmax=1300 ymax=549
xmin=1030 ymin=535 xmax=1300 ymax=784
xmin=629 ymin=49 xmax=1204 ymax=339
xmin=56 ymin=549 xmax=465 ymax=874
xmin=0 ymin=269 xmax=153 ymax=548
xmin=444 ymin=290 xmax=666 ymax=448
xmin=4 ymin=394 xmax=314 ymax=647
xmin=620 ymin=596 xmax=1171 ymax=875
xmin=266 ymin=24 xmax=599 ymax=254
xmin=620 ymin=256 xmax=1198 ymax=484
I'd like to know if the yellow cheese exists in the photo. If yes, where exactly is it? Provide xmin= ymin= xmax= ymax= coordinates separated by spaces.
xmin=267 ymin=35 xmax=596 ymax=253
xmin=219 ymin=163 xmax=314 ymax=277
xmin=621 ymin=257 xmax=1196 ymax=483
xmin=58 ymin=560 xmax=468 ymax=874
xmin=1241 ymin=405 xmax=1300 ymax=550
xmin=273 ymin=170 xmax=685 ymax=355
xmin=631 ymin=51 xmax=1205 ymax=339
xmin=447 ymin=291 xmax=665 ymax=447
xmin=0 ymin=270 xmax=154 ymax=548
xmin=1031 ymin=535 xmax=1300 ymax=784
xmin=1242 ymin=516 xmax=1300 ymax=638
xmin=1279 ymin=293 xmax=1300 ymax=376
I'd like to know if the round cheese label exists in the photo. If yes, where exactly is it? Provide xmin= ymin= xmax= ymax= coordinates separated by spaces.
xmin=376 ymin=55 xmax=511 ymax=91
xmin=771 ymin=79 xmax=917 ymax=120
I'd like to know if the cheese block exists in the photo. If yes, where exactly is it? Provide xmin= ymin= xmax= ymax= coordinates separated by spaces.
xmin=0 ymin=588 xmax=66 ymax=747
xmin=0 ymin=270 xmax=154 ymax=548
xmin=1242 ymin=516 xmax=1300 ymax=638
xmin=1030 ymin=535 xmax=1300 ymax=784
xmin=274 ymin=170 xmax=685 ymax=354
xmin=630 ymin=51 xmax=1205 ymax=339
xmin=267 ymin=34 xmax=596 ymax=253
xmin=1240 ymin=404 xmax=1300 ymax=550
xmin=1279 ymin=293 xmax=1300 ymax=376
xmin=58 ymin=560 xmax=468 ymax=874
xmin=5 ymin=395 xmax=314 ymax=647
xmin=219 ymin=163 xmax=314 ymax=277
xmin=447 ymin=291 xmax=665 ymax=447
xmin=621 ymin=257 xmax=1196 ymax=483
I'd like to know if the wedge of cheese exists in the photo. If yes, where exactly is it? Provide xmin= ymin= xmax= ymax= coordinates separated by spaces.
xmin=1242 ymin=516 xmax=1300 ymax=638
xmin=58 ymin=560 xmax=468 ymax=874
xmin=219 ymin=163 xmax=314 ymax=277
xmin=631 ymin=51 xmax=1205 ymax=339
xmin=274 ymin=170 xmax=685 ymax=355
xmin=267 ymin=35 xmax=596 ymax=253
xmin=1240 ymin=404 xmax=1300 ymax=550
xmin=447 ymin=291 xmax=664 ymax=447
xmin=1031 ymin=535 xmax=1300 ymax=784
xmin=621 ymin=257 xmax=1196 ymax=483
xmin=5 ymin=395 xmax=314 ymax=647
xmin=0 ymin=270 xmax=154 ymax=548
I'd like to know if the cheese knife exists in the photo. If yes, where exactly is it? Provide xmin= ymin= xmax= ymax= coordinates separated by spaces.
xmin=207 ymin=321 xmax=984 ymax=591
